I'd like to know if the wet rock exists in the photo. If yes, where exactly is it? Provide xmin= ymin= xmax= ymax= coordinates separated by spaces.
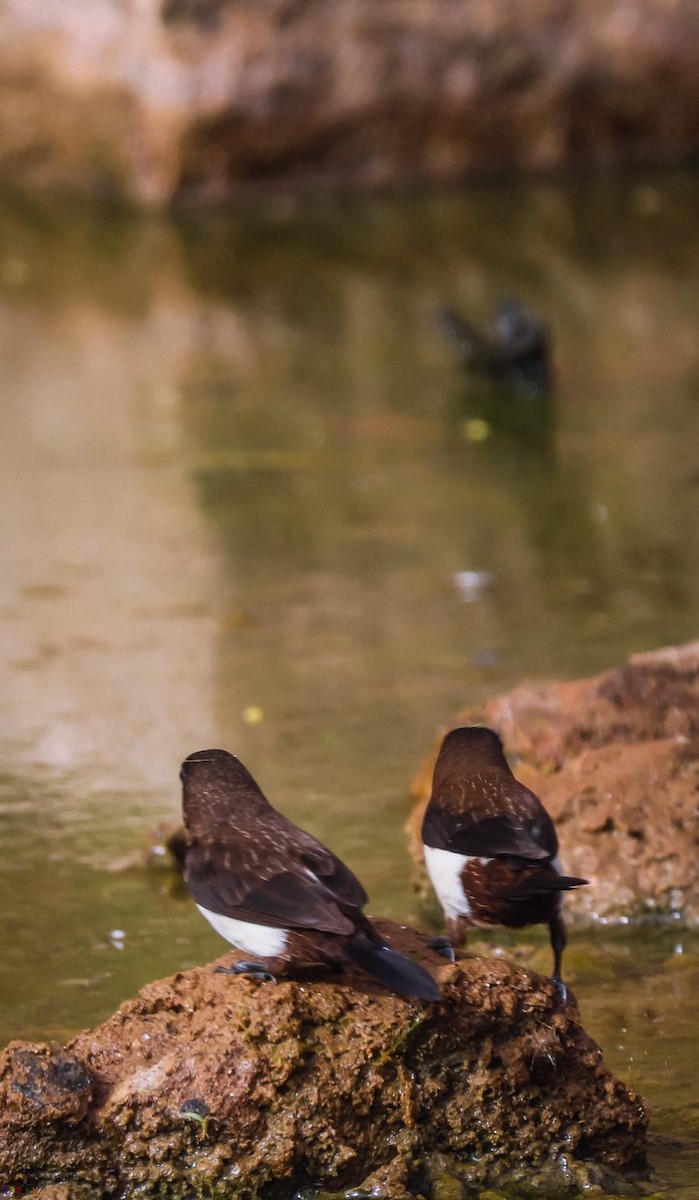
xmin=2 ymin=1043 xmax=94 ymax=1123
xmin=0 ymin=924 xmax=646 ymax=1198
xmin=0 ymin=0 xmax=697 ymax=203
xmin=22 ymin=1188 xmax=94 ymax=1200
xmin=408 ymin=640 xmax=699 ymax=926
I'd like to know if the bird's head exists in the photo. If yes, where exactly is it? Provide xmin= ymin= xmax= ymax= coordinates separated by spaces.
xmin=433 ymin=726 xmax=511 ymax=787
xmin=180 ymin=748 xmax=271 ymax=834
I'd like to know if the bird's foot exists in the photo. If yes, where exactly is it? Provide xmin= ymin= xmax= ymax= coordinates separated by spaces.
xmin=215 ymin=960 xmax=277 ymax=983
xmin=552 ymin=975 xmax=568 ymax=1004
xmin=428 ymin=936 xmax=457 ymax=963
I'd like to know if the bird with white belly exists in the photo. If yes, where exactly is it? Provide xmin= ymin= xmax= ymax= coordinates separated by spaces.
xmin=181 ymin=748 xmax=441 ymax=1003
xmin=421 ymin=726 xmax=587 ymax=997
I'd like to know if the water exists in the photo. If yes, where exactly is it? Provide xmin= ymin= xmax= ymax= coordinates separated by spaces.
xmin=0 ymin=172 xmax=698 ymax=1195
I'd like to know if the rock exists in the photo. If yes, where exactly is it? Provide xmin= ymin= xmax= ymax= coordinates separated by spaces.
xmin=0 ymin=0 xmax=697 ymax=203
xmin=0 ymin=1043 xmax=94 ymax=1124
xmin=407 ymin=640 xmax=699 ymax=926
xmin=0 ymin=924 xmax=646 ymax=1198
xmin=21 ymin=1188 xmax=94 ymax=1200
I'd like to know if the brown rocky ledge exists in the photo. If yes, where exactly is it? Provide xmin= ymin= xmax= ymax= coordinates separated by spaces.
xmin=0 ymin=924 xmax=646 ymax=1200
xmin=0 ymin=0 xmax=697 ymax=203
xmin=408 ymin=640 xmax=699 ymax=927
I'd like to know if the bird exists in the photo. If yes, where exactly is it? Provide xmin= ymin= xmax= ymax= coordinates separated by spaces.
xmin=436 ymin=301 xmax=551 ymax=395
xmin=181 ymin=748 xmax=441 ymax=1002
xmin=421 ymin=726 xmax=587 ymax=996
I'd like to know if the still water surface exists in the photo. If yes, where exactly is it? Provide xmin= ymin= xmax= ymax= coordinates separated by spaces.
xmin=0 ymin=173 xmax=698 ymax=1195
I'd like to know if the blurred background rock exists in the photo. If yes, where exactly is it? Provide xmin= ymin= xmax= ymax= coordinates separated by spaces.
xmin=0 ymin=0 xmax=697 ymax=204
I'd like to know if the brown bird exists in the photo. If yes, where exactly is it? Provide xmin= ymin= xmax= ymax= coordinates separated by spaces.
xmin=181 ymin=749 xmax=441 ymax=1002
xmin=421 ymin=726 xmax=587 ymax=996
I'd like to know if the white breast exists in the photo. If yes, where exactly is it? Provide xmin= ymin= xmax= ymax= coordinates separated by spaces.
xmin=196 ymin=905 xmax=289 ymax=959
xmin=423 ymin=845 xmax=474 ymax=920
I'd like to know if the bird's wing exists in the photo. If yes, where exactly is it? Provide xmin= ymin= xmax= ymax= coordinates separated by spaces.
xmin=422 ymin=807 xmax=557 ymax=863
xmin=185 ymin=840 xmax=358 ymax=936
xmin=295 ymin=835 xmax=369 ymax=909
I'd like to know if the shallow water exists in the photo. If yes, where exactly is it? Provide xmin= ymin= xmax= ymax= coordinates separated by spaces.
xmin=0 ymin=173 xmax=698 ymax=1195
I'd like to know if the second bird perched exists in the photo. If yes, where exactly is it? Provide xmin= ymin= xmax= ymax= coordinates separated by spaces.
xmin=421 ymin=726 xmax=587 ymax=995
xmin=181 ymin=748 xmax=441 ymax=1002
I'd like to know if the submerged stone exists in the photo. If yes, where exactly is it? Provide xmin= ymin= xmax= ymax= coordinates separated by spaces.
xmin=0 ymin=924 xmax=646 ymax=1199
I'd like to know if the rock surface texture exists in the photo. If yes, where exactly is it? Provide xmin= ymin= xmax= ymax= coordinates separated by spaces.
xmin=408 ymin=641 xmax=699 ymax=927
xmin=0 ymin=925 xmax=646 ymax=1199
xmin=0 ymin=0 xmax=697 ymax=203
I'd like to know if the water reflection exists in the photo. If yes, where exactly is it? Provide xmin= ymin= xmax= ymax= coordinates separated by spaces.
xmin=0 ymin=177 xmax=697 ymax=1071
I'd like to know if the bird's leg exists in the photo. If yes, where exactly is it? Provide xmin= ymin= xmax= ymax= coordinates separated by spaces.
xmin=429 ymin=916 xmax=468 ymax=962
xmin=549 ymin=912 xmax=568 ymax=1003
xmin=215 ymin=960 xmax=277 ymax=984
xmin=428 ymin=936 xmax=456 ymax=962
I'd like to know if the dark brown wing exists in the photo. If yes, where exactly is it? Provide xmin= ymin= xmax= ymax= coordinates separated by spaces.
xmin=294 ymin=832 xmax=369 ymax=910
xmin=185 ymin=828 xmax=366 ymax=936
xmin=422 ymin=775 xmax=558 ymax=863
xmin=422 ymin=808 xmax=555 ymax=860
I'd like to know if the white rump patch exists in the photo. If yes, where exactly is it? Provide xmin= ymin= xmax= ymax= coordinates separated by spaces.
xmin=196 ymin=905 xmax=288 ymax=958
xmin=424 ymin=845 xmax=474 ymax=920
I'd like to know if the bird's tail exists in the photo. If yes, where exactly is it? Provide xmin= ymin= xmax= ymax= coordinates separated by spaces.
xmin=506 ymin=871 xmax=588 ymax=901
xmin=344 ymin=935 xmax=441 ymax=1002
xmin=557 ymin=873 xmax=588 ymax=890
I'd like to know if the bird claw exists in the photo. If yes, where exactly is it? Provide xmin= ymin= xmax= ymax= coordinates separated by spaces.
xmin=552 ymin=976 xmax=568 ymax=1004
xmin=428 ymin=936 xmax=457 ymax=963
xmin=215 ymin=961 xmax=277 ymax=983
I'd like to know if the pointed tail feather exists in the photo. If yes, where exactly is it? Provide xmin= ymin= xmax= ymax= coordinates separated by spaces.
xmin=344 ymin=936 xmax=441 ymax=1002
xmin=507 ymin=872 xmax=588 ymax=901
